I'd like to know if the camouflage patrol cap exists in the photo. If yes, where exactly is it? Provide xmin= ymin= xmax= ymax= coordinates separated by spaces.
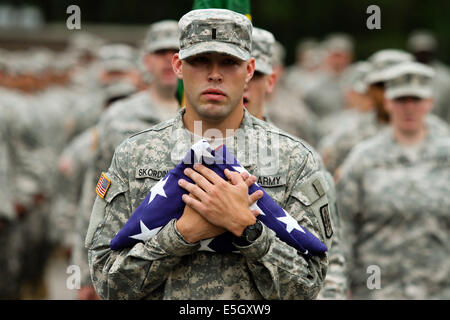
xmin=366 ymin=49 xmax=414 ymax=85
xmin=178 ymin=9 xmax=253 ymax=61
xmin=252 ymin=27 xmax=275 ymax=74
xmin=98 ymin=44 xmax=136 ymax=72
xmin=322 ymin=33 xmax=354 ymax=54
xmin=144 ymin=20 xmax=179 ymax=53
xmin=341 ymin=61 xmax=372 ymax=94
xmin=104 ymin=81 xmax=137 ymax=101
xmin=68 ymin=32 xmax=105 ymax=54
xmin=407 ymin=30 xmax=437 ymax=52
xmin=385 ymin=61 xmax=435 ymax=99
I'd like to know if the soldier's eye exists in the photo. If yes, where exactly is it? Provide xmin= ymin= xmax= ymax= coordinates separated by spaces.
xmin=188 ymin=56 xmax=209 ymax=65
xmin=222 ymin=58 xmax=238 ymax=66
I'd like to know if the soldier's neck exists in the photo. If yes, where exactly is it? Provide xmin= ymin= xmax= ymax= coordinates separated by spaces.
xmin=183 ymin=104 xmax=244 ymax=138
xmin=148 ymin=83 xmax=177 ymax=106
xmin=393 ymin=126 xmax=427 ymax=146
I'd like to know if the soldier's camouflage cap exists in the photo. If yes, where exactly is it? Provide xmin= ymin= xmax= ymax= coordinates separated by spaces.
xmin=178 ymin=9 xmax=253 ymax=61
xmin=98 ymin=44 xmax=136 ymax=72
xmin=366 ymin=49 xmax=414 ymax=85
xmin=144 ymin=20 xmax=179 ymax=53
xmin=385 ymin=61 xmax=434 ymax=99
xmin=407 ymin=30 xmax=437 ymax=52
xmin=322 ymin=33 xmax=354 ymax=54
xmin=252 ymin=27 xmax=275 ymax=74
xmin=341 ymin=61 xmax=372 ymax=94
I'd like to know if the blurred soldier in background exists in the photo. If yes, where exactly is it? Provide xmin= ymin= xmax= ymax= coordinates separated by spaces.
xmin=303 ymin=33 xmax=354 ymax=120
xmin=91 ymin=20 xmax=180 ymax=179
xmin=265 ymin=40 xmax=320 ymax=146
xmin=318 ymin=49 xmax=448 ymax=176
xmin=52 ymin=43 xmax=139 ymax=252
xmin=72 ymin=20 xmax=179 ymax=300
xmin=407 ymin=30 xmax=450 ymax=123
xmin=316 ymin=61 xmax=374 ymax=139
xmin=46 ymin=43 xmax=140 ymax=300
xmin=337 ymin=61 xmax=450 ymax=299
xmin=284 ymin=38 xmax=325 ymax=98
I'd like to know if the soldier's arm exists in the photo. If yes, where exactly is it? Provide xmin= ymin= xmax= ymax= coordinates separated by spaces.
xmin=234 ymin=151 xmax=331 ymax=299
xmin=334 ymin=147 xmax=365 ymax=297
xmin=317 ymin=172 xmax=348 ymax=299
xmin=86 ymin=142 xmax=200 ymax=300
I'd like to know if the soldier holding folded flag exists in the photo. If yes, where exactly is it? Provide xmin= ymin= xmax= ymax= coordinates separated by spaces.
xmin=87 ymin=8 xmax=335 ymax=300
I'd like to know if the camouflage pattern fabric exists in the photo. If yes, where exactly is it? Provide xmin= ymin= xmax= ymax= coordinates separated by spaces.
xmin=86 ymin=108 xmax=334 ymax=299
xmin=336 ymin=128 xmax=450 ymax=299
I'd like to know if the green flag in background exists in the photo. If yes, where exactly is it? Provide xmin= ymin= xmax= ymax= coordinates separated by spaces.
xmin=193 ymin=0 xmax=251 ymax=20
xmin=175 ymin=0 xmax=252 ymax=106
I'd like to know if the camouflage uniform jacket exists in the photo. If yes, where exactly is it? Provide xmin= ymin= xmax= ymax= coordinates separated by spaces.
xmin=337 ymin=128 xmax=450 ymax=299
xmin=86 ymin=108 xmax=334 ymax=300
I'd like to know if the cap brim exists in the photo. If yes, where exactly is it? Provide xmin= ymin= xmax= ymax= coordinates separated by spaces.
xmin=386 ymin=86 xmax=432 ymax=99
xmin=179 ymin=41 xmax=250 ymax=61
xmin=366 ymin=70 xmax=389 ymax=84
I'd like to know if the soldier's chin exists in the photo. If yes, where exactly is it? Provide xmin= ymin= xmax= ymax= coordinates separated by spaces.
xmin=196 ymin=104 xmax=232 ymax=121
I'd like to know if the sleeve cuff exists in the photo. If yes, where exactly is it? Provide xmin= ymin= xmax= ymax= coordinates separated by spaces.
xmin=233 ymin=223 xmax=272 ymax=260
xmin=154 ymin=218 xmax=200 ymax=257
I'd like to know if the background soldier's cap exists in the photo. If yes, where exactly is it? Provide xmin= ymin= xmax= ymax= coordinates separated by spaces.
xmin=321 ymin=33 xmax=354 ymax=54
xmin=407 ymin=30 xmax=437 ymax=52
xmin=341 ymin=61 xmax=372 ymax=94
xmin=384 ymin=61 xmax=435 ymax=100
xmin=252 ymin=27 xmax=275 ymax=74
xmin=68 ymin=32 xmax=105 ymax=54
xmin=98 ymin=44 xmax=136 ymax=72
xmin=366 ymin=49 xmax=414 ymax=85
xmin=104 ymin=81 xmax=137 ymax=101
xmin=178 ymin=9 xmax=253 ymax=61
xmin=144 ymin=20 xmax=179 ymax=53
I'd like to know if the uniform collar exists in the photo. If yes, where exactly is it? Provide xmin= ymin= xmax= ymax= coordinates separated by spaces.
xmin=169 ymin=107 xmax=255 ymax=169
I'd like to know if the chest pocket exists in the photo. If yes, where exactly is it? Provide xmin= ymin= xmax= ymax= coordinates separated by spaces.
xmin=290 ymin=171 xmax=334 ymax=248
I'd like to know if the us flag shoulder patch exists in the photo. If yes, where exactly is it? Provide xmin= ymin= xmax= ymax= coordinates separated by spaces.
xmin=96 ymin=172 xmax=111 ymax=199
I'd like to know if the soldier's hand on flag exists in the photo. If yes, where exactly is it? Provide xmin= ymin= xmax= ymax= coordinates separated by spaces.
xmin=178 ymin=163 xmax=263 ymax=237
xmin=176 ymin=193 xmax=227 ymax=243
xmin=233 ymin=170 xmax=262 ymax=207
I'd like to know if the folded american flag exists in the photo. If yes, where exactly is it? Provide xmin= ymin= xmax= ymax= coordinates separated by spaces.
xmin=110 ymin=140 xmax=328 ymax=256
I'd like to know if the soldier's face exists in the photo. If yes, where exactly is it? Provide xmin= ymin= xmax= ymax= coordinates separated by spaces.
xmin=385 ymin=96 xmax=432 ymax=134
xmin=173 ymin=52 xmax=255 ymax=121
xmin=243 ymin=71 xmax=276 ymax=119
xmin=144 ymin=49 xmax=178 ymax=87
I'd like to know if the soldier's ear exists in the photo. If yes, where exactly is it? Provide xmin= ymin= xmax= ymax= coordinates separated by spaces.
xmin=172 ymin=53 xmax=183 ymax=79
xmin=245 ymin=58 xmax=255 ymax=84
xmin=265 ymin=72 xmax=277 ymax=95
xmin=425 ymin=98 xmax=433 ymax=113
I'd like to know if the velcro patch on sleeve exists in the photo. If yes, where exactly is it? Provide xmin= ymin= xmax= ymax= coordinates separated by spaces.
xmin=96 ymin=172 xmax=111 ymax=199
xmin=320 ymin=204 xmax=334 ymax=239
